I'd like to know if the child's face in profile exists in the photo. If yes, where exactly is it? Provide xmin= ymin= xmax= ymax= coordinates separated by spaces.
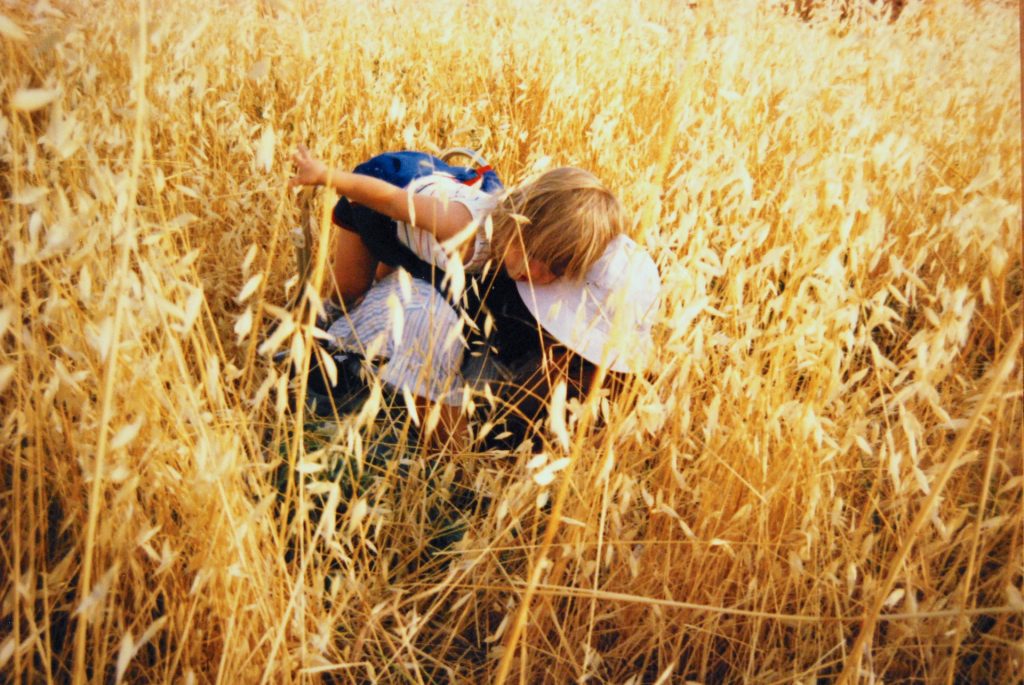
xmin=503 ymin=242 xmax=557 ymax=284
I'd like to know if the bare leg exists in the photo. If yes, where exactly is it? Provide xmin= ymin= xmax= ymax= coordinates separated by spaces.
xmin=415 ymin=396 xmax=468 ymax=451
xmin=331 ymin=227 xmax=377 ymax=306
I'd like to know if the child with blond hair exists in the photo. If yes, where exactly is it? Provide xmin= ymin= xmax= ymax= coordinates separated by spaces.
xmin=288 ymin=146 xmax=657 ymax=447
xmin=289 ymin=145 xmax=621 ymax=304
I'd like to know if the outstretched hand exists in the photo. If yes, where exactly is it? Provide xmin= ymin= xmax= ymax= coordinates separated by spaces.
xmin=289 ymin=144 xmax=328 ymax=188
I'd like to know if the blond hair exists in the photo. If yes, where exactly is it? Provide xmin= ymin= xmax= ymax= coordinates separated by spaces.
xmin=489 ymin=167 xmax=623 ymax=280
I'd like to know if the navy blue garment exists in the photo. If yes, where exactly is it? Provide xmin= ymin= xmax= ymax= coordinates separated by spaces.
xmin=345 ymin=151 xmax=502 ymax=196
xmin=332 ymin=151 xmax=502 ymax=285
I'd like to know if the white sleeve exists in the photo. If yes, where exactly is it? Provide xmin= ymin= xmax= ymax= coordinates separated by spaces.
xmin=396 ymin=175 xmax=499 ymax=271
xmin=395 ymin=221 xmax=448 ymax=269
xmin=425 ymin=177 xmax=498 ymax=272
xmin=438 ymin=181 xmax=498 ymax=225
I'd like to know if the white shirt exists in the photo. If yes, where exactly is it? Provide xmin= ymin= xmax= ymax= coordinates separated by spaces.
xmin=394 ymin=173 xmax=499 ymax=274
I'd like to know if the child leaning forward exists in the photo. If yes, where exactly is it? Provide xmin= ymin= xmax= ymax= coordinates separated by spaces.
xmin=288 ymin=145 xmax=622 ymax=306
xmin=287 ymin=146 xmax=659 ymax=448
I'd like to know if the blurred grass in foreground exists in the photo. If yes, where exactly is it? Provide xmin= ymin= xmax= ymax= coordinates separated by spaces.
xmin=0 ymin=0 xmax=1021 ymax=682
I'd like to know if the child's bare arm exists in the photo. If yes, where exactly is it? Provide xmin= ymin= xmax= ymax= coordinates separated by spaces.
xmin=290 ymin=146 xmax=472 ymax=241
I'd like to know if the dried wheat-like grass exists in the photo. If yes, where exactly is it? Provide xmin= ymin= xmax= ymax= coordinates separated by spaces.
xmin=1 ymin=0 xmax=1020 ymax=682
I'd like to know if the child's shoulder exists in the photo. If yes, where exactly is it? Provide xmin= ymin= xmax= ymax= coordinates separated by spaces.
xmin=412 ymin=173 xmax=499 ymax=221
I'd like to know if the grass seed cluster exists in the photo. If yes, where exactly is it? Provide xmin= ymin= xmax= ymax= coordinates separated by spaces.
xmin=0 ymin=0 xmax=1021 ymax=682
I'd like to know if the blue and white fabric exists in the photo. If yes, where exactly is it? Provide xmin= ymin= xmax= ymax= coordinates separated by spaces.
xmin=326 ymin=271 xmax=466 ymax=407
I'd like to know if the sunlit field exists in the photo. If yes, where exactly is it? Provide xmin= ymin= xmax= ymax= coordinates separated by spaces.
xmin=1 ymin=0 xmax=1021 ymax=682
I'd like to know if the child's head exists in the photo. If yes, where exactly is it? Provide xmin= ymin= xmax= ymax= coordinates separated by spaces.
xmin=489 ymin=167 xmax=623 ymax=283
xmin=516 ymin=234 xmax=661 ymax=376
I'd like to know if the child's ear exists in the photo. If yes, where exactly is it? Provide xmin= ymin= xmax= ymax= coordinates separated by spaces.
xmin=527 ymin=260 xmax=557 ymax=285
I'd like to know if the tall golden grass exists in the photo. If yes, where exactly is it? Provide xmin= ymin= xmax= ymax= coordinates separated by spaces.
xmin=1 ymin=0 xmax=1021 ymax=682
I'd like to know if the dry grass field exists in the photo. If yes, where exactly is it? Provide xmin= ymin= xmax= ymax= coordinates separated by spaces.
xmin=1 ymin=0 xmax=1021 ymax=682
